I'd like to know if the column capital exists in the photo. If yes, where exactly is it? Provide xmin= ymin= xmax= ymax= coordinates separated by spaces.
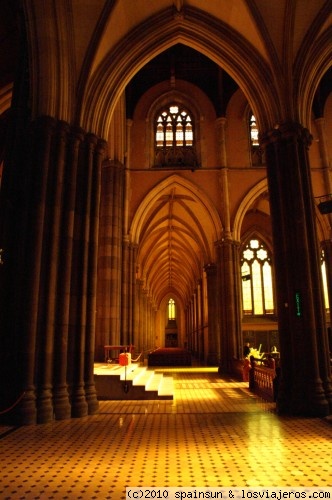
xmin=215 ymin=116 xmax=227 ymax=127
xmin=260 ymin=122 xmax=313 ymax=148
xmin=204 ymin=262 xmax=217 ymax=275
xmin=102 ymin=159 xmax=125 ymax=170
xmin=215 ymin=237 xmax=240 ymax=248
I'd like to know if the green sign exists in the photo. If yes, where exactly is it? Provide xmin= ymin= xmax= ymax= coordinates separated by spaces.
xmin=295 ymin=291 xmax=302 ymax=317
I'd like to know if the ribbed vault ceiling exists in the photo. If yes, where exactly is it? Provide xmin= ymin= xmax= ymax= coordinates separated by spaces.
xmin=136 ymin=184 xmax=219 ymax=307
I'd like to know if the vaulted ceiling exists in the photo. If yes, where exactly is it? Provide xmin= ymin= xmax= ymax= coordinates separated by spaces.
xmin=0 ymin=0 xmax=330 ymax=310
xmin=134 ymin=180 xmax=221 ymax=307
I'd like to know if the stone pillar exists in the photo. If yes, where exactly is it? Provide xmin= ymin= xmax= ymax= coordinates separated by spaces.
xmin=128 ymin=244 xmax=137 ymax=347
xmin=217 ymin=238 xmax=242 ymax=373
xmin=20 ymin=116 xmax=57 ymax=425
xmin=121 ymin=237 xmax=130 ymax=345
xmin=0 ymin=115 xmax=107 ymax=424
xmin=121 ymin=239 xmax=137 ymax=346
xmin=262 ymin=122 xmax=332 ymax=416
xmin=69 ymin=132 xmax=97 ymax=419
xmin=205 ymin=263 xmax=219 ymax=365
xmin=96 ymin=161 xmax=124 ymax=358
xmin=196 ymin=279 xmax=204 ymax=360
xmin=190 ymin=297 xmax=196 ymax=353
xmin=37 ymin=120 xmax=70 ymax=423
xmin=136 ymin=280 xmax=145 ymax=352
xmin=53 ymin=126 xmax=84 ymax=420
xmin=192 ymin=292 xmax=197 ymax=355
xmin=142 ymin=288 xmax=148 ymax=350
xmin=0 ymin=97 xmax=31 ymax=424
xmin=186 ymin=306 xmax=191 ymax=352
xmin=84 ymin=137 xmax=106 ymax=415
xmin=148 ymin=297 xmax=154 ymax=348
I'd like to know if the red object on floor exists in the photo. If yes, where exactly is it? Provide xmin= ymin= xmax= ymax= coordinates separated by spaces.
xmin=119 ymin=352 xmax=131 ymax=366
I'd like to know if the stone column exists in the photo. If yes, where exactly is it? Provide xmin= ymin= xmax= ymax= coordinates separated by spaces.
xmin=196 ymin=279 xmax=204 ymax=360
xmin=148 ymin=297 xmax=154 ymax=349
xmin=189 ymin=297 xmax=195 ymax=353
xmin=37 ymin=120 xmax=70 ymax=423
xmin=192 ymin=292 xmax=197 ymax=355
xmin=121 ymin=237 xmax=130 ymax=345
xmin=262 ymin=122 xmax=332 ymax=416
xmin=69 ymin=132 xmax=97 ymax=419
xmin=217 ymin=238 xmax=242 ymax=373
xmin=205 ymin=263 xmax=219 ymax=365
xmin=96 ymin=161 xmax=124 ymax=357
xmin=129 ymin=244 xmax=137 ymax=346
xmin=186 ymin=306 xmax=191 ymax=352
xmin=53 ymin=126 xmax=84 ymax=420
xmin=142 ymin=288 xmax=148 ymax=351
xmin=84 ymin=136 xmax=106 ymax=415
xmin=20 ymin=116 xmax=56 ymax=425
xmin=136 ymin=280 xmax=145 ymax=352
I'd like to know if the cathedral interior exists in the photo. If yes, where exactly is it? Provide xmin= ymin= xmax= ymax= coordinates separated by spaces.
xmin=0 ymin=0 xmax=331 ymax=428
xmin=0 ymin=1 xmax=331 ymax=497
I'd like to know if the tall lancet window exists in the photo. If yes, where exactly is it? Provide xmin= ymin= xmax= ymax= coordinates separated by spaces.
xmin=250 ymin=114 xmax=259 ymax=146
xmin=168 ymin=298 xmax=176 ymax=320
xmin=241 ymin=238 xmax=274 ymax=315
xmin=321 ymin=249 xmax=330 ymax=312
xmin=249 ymin=113 xmax=265 ymax=166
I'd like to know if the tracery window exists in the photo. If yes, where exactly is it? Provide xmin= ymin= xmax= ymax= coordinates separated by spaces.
xmin=168 ymin=298 xmax=176 ymax=320
xmin=154 ymin=104 xmax=197 ymax=168
xmin=250 ymin=114 xmax=259 ymax=146
xmin=241 ymin=238 xmax=274 ymax=315
xmin=321 ymin=250 xmax=330 ymax=312
xmin=249 ymin=113 xmax=265 ymax=166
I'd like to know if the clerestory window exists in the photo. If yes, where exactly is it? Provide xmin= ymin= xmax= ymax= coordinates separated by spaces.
xmin=241 ymin=238 xmax=274 ymax=315
xmin=154 ymin=104 xmax=198 ymax=168
xmin=249 ymin=113 xmax=265 ymax=166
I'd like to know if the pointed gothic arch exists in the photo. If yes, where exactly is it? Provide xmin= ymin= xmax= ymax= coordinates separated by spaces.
xmin=80 ymin=6 xmax=281 ymax=138
xmin=233 ymin=179 xmax=269 ymax=242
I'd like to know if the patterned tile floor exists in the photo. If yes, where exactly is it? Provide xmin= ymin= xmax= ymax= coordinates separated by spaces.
xmin=0 ymin=367 xmax=331 ymax=499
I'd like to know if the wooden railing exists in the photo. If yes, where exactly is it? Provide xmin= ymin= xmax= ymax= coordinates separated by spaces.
xmin=250 ymin=365 xmax=276 ymax=401
xmin=230 ymin=358 xmax=278 ymax=402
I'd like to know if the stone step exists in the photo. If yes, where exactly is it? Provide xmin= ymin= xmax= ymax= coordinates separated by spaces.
xmin=132 ymin=368 xmax=154 ymax=386
xmin=158 ymin=374 xmax=174 ymax=398
xmin=94 ymin=363 xmax=173 ymax=400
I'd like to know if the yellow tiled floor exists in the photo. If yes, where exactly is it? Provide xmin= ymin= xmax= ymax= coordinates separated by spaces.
xmin=0 ymin=368 xmax=331 ymax=499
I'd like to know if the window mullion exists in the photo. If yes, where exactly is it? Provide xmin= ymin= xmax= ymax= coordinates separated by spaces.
xmin=260 ymin=261 xmax=266 ymax=314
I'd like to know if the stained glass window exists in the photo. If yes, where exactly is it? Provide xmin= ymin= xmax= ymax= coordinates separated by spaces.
xmin=241 ymin=238 xmax=274 ymax=315
xmin=155 ymin=105 xmax=193 ymax=147
xmin=249 ymin=113 xmax=265 ymax=166
xmin=321 ymin=250 xmax=330 ymax=311
xmin=250 ymin=114 xmax=259 ymax=146
xmin=168 ymin=298 xmax=176 ymax=320
xmin=154 ymin=104 xmax=197 ymax=167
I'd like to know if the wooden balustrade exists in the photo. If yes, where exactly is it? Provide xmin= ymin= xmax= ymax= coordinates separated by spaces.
xmin=250 ymin=365 xmax=276 ymax=401
xmin=230 ymin=358 xmax=279 ymax=402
